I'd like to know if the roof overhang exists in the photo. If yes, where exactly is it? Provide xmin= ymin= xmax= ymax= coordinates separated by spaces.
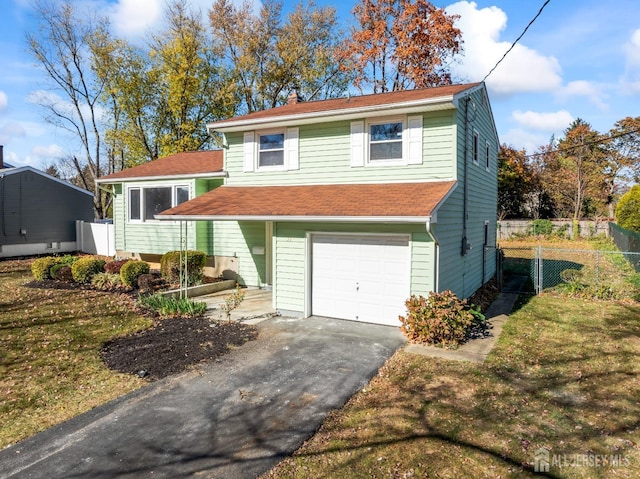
xmin=96 ymin=171 xmax=227 ymax=184
xmin=155 ymin=181 xmax=457 ymax=224
xmin=207 ymin=97 xmax=458 ymax=133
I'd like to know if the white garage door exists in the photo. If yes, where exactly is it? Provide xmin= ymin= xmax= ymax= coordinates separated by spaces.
xmin=311 ymin=234 xmax=410 ymax=325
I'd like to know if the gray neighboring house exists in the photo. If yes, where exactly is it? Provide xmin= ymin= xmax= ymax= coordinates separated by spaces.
xmin=0 ymin=146 xmax=94 ymax=258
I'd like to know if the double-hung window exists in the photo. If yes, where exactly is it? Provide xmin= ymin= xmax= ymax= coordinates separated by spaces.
xmin=369 ymin=121 xmax=404 ymax=162
xmin=128 ymin=185 xmax=189 ymax=222
xmin=350 ymin=115 xmax=422 ymax=167
xmin=258 ymin=132 xmax=285 ymax=167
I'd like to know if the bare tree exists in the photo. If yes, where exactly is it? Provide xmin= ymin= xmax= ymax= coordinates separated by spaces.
xmin=27 ymin=0 xmax=109 ymax=218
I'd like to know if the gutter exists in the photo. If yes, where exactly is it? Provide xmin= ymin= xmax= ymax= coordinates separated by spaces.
xmin=207 ymin=98 xmax=457 ymax=133
xmin=426 ymin=218 xmax=440 ymax=293
xmin=155 ymin=214 xmax=432 ymax=224
xmin=96 ymin=171 xmax=227 ymax=184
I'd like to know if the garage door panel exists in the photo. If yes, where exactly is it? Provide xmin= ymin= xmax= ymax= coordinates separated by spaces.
xmin=312 ymin=234 xmax=410 ymax=326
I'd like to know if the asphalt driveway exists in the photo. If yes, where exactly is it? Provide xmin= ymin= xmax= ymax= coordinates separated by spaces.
xmin=0 ymin=315 xmax=405 ymax=479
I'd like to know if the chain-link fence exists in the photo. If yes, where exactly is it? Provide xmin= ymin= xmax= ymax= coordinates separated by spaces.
xmin=498 ymin=246 xmax=640 ymax=300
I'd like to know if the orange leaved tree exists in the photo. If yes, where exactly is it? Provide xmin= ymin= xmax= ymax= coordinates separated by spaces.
xmin=339 ymin=0 xmax=462 ymax=93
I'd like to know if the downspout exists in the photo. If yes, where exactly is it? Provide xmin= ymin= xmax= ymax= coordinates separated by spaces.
xmin=462 ymin=96 xmax=471 ymax=256
xmin=426 ymin=218 xmax=440 ymax=292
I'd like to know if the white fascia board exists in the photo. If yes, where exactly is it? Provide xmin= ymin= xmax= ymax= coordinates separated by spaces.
xmin=207 ymin=97 xmax=457 ymax=133
xmin=2 ymin=166 xmax=94 ymax=197
xmin=96 ymin=171 xmax=227 ymax=184
xmin=155 ymin=214 xmax=432 ymax=224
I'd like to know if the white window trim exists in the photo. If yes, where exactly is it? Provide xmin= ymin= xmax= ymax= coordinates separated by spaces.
xmin=245 ymin=127 xmax=299 ymax=172
xmin=472 ymin=129 xmax=480 ymax=166
xmin=257 ymin=128 xmax=287 ymax=171
xmin=350 ymin=115 xmax=423 ymax=168
xmin=127 ymin=184 xmax=190 ymax=224
xmin=365 ymin=116 xmax=406 ymax=166
xmin=485 ymin=140 xmax=491 ymax=172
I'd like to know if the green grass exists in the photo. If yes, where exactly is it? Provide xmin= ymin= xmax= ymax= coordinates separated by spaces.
xmin=262 ymin=295 xmax=640 ymax=479
xmin=0 ymin=258 xmax=153 ymax=449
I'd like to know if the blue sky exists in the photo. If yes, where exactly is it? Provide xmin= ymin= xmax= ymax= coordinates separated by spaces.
xmin=1 ymin=0 xmax=639 ymax=170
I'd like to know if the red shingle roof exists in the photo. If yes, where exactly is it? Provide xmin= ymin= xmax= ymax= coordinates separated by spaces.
xmin=157 ymin=181 xmax=457 ymax=221
xmin=209 ymin=83 xmax=480 ymax=129
xmin=97 ymin=150 xmax=224 ymax=182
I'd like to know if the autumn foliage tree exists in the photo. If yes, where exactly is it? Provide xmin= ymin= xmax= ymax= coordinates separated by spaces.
xmin=498 ymin=145 xmax=532 ymax=219
xmin=340 ymin=0 xmax=462 ymax=93
xmin=209 ymin=0 xmax=350 ymax=113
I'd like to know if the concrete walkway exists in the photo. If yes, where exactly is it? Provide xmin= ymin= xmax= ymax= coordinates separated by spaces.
xmin=0 ymin=316 xmax=405 ymax=479
xmin=201 ymin=287 xmax=276 ymax=324
xmin=404 ymin=282 xmax=525 ymax=363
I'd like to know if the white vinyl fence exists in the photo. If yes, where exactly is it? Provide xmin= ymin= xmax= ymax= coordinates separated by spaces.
xmin=75 ymin=220 xmax=115 ymax=256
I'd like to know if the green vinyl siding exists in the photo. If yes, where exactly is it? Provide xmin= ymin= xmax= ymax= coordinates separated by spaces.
xmin=435 ymin=87 xmax=497 ymax=298
xmin=223 ymin=110 xmax=457 ymax=186
xmin=273 ymin=222 xmax=436 ymax=314
xmin=212 ymin=221 xmax=266 ymax=286
xmin=113 ymin=178 xmax=223 ymax=255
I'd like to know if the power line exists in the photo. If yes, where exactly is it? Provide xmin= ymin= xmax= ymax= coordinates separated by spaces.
xmin=482 ymin=0 xmax=552 ymax=83
xmin=521 ymin=127 xmax=640 ymax=159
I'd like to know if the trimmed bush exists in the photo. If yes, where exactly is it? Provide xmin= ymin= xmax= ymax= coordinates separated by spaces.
xmin=56 ymin=266 xmax=74 ymax=282
xmin=104 ymin=259 xmax=131 ymax=274
xmin=160 ymin=250 xmax=206 ymax=286
xmin=616 ymin=185 xmax=640 ymax=233
xmin=137 ymin=272 xmax=166 ymax=293
xmin=120 ymin=260 xmax=150 ymax=288
xmin=50 ymin=263 xmax=67 ymax=280
xmin=57 ymin=255 xmax=79 ymax=266
xmin=71 ymin=257 xmax=107 ymax=283
xmin=31 ymin=256 xmax=58 ymax=280
xmin=399 ymin=290 xmax=485 ymax=348
xmin=91 ymin=272 xmax=123 ymax=290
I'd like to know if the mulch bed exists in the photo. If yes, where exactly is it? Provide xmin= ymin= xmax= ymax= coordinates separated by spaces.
xmin=101 ymin=318 xmax=258 ymax=380
xmin=23 ymin=278 xmax=258 ymax=381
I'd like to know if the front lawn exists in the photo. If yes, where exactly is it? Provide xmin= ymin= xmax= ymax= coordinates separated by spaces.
xmin=263 ymin=294 xmax=640 ymax=478
xmin=0 ymin=258 xmax=152 ymax=449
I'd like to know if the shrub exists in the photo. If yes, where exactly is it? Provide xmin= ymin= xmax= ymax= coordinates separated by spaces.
xmin=399 ymin=290 xmax=485 ymax=348
xmin=50 ymin=263 xmax=67 ymax=280
xmin=104 ymin=259 xmax=130 ymax=274
xmin=137 ymin=272 xmax=166 ymax=294
xmin=615 ymin=185 xmax=640 ymax=232
xmin=528 ymin=219 xmax=553 ymax=237
xmin=120 ymin=260 xmax=150 ymax=288
xmin=220 ymin=285 xmax=245 ymax=321
xmin=57 ymin=255 xmax=79 ymax=266
xmin=91 ymin=272 xmax=123 ymax=290
xmin=137 ymin=293 xmax=207 ymax=318
xmin=31 ymin=256 xmax=59 ymax=280
xmin=160 ymin=250 xmax=206 ymax=286
xmin=71 ymin=257 xmax=107 ymax=283
xmin=56 ymin=266 xmax=74 ymax=282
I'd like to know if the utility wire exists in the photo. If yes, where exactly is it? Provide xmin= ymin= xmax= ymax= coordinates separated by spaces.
xmin=482 ymin=0 xmax=552 ymax=83
xmin=521 ymin=127 xmax=640 ymax=159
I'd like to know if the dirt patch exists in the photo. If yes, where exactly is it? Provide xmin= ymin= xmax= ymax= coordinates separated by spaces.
xmin=101 ymin=317 xmax=258 ymax=380
xmin=23 ymin=278 xmax=259 ymax=381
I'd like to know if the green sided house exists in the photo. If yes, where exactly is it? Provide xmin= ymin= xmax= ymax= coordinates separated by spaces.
xmin=96 ymin=150 xmax=234 ymax=274
xmin=153 ymin=82 xmax=499 ymax=326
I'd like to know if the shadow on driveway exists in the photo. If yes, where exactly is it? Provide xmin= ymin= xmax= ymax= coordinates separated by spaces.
xmin=0 ymin=316 xmax=405 ymax=479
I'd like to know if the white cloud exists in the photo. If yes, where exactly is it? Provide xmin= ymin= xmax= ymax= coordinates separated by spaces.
xmin=446 ymin=1 xmax=562 ymax=96
xmin=0 ymin=91 xmax=7 ymax=112
xmin=31 ymin=144 xmax=64 ymax=159
xmin=108 ymin=0 xmax=162 ymax=38
xmin=500 ymin=128 xmax=551 ymax=154
xmin=622 ymin=28 xmax=640 ymax=94
xmin=0 ymin=121 xmax=26 ymax=145
xmin=512 ymin=110 xmax=574 ymax=132
xmin=557 ymin=80 xmax=608 ymax=110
